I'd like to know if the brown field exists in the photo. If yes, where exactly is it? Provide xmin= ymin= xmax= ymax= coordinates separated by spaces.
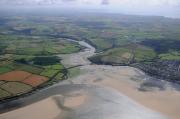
xmin=1 ymin=82 xmax=32 ymax=95
xmin=22 ymin=75 xmax=48 ymax=87
xmin=0 ymin=70 xmax=50 ymax=99
xmin=0 ymin=71 xmax=32 ymax=81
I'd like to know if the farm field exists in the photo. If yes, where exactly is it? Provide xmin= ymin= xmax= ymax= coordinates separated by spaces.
xmin=89 ymin=39 xmax=180 ymax=82
xmin=0 ymin=88 xmax=11 ymax=99
xmin=0 ymin=13 xmax=180 ymax=100
xmin=0 ymin=36 xmax=82 ymax=56
xmin=0 ymin=17 xmax=84 ymax=100
xmin=0 ymin=33 xmax=79 ymax=100
xmin=22 ymin=75 xmax=49 ymax=87
xmin=0 ymin=60 xmax=66 ymax=100
xmin=89 ymin=44 xmax=157 ymax=65
xmin=1 ymin=82 xmax=32 ymax=95
xmin=0 ymin=5 xmax=180 ymax=119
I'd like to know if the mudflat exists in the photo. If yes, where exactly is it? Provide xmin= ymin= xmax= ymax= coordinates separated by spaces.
xmin=0 ymin=40 xmax=179 ymax=119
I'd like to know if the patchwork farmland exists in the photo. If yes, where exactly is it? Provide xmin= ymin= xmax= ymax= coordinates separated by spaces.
xmin=0 ymin=32 xmax=83 ymax=100
xmin=0 ymin=61 xmax=65 ymax=100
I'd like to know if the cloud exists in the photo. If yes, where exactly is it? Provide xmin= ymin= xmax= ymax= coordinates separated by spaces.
xmin=101 ymin=0 xmax=109 ymax=5
xmin=0 ymin=0 xmax=180 ymax=7
xmin=61 ymin=0 xmax=77 ymax=2
xmin=107 ymin=0 xmax=180 ymax=7
xmin=0 ymin=0 xmax=59 ymax=5
xmin=0 ymin=0 xmax=179 ymax=18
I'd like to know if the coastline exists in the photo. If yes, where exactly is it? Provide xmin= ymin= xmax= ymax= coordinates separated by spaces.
xmin=0 ymin=39 xmax=179 ymax=119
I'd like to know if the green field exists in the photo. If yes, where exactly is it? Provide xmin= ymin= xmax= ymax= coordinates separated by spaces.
xmin=49 ymin=64 xmax=64 ymax=70
xmin=12 ymin=63 xmax=43 ymax=74
xmin=0 ymin=66 xmax=13 ymax=74
xmin=40 ymin=69 xmax=59 ymax=78
xmin=159 ymin=52 xmax=180 ymax=60
xmin=89 ymin=44 xmax=157 ymax=65
xmin=0 ymin=13 xmax=180 ymax=100
xmin=0 ymin=35 xmax=83 ymax=56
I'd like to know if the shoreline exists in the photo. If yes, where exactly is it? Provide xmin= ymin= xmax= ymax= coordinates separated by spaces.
xmin=0 ymin=39 xmax=179 ymax=119
xmin=88 ymin=59 xmax=180 ymax=85
xmin=0 ymin=84 xmax=168 ymax=119
xmin=70 ymin=65 xmax=180 ymax=119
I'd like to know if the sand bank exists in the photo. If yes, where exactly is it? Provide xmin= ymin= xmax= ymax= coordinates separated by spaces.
xmin=0 ymin=97 xmax=61 ymax=119
xmin=72 ymin=65 xmax=180 ymax=119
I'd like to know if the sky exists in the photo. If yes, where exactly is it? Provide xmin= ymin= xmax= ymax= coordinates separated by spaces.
xmin=0 ymin=0 xmax=180 ymax=18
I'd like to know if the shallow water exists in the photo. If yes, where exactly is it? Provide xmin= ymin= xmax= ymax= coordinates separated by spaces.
xmin=0 ymin=84 xmax=167 ymax=119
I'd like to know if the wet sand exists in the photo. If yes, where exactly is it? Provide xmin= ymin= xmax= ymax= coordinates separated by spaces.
xmin=61 ymin=40 xmax=180 ymax=119
xmin=0 ymin=92 xmax=87 ymax=119
xmin=100 ymin=73 xmax=180 ymax=119
xmin=0 ymin=84 xmax=167 ymax=119
xmin=64 ymin=94 xmax=87 ymax=108
xmin=72 ymin=65 xmax=180 ymax=119
xmin=0 ymin=97 xmax=61 ymax=119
